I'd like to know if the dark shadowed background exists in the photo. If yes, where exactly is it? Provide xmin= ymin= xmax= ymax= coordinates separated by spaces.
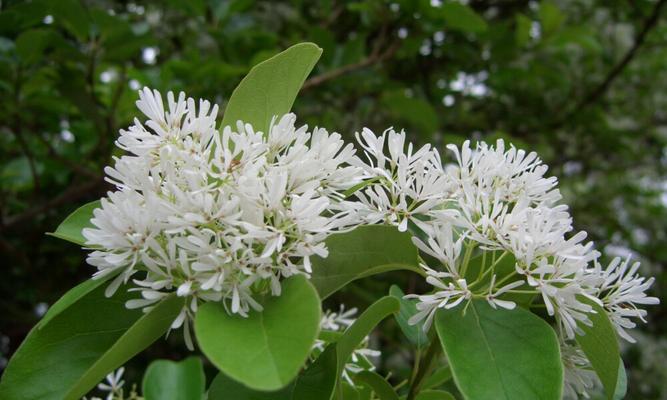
xmin=0 ymin=0 xmax=666 ymax=398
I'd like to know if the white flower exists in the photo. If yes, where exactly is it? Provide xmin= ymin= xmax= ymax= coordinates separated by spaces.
xmin=406 ymin=273 xmax=472 ymax=332
xmin=446 ymin=139 xmax=561 ymax=208
xmin=404 ymin=139 xmax=655 ymax=347
xmin=83 ymin=88 xmax=364 ymax=345
xmin=592 ymin=256 xmax=659 ymax=342
xmin=96 ymin=367 xmax=125 ymax=400
xmin=485 ymin=274 xmax=524 ymax=310
xmin=411 ymin=223 xmax=464 ymax=276
xmin=351 ymin=128 xmax=451 ymax=232
xmin=560 ymin=342 xmax=598 ymax=399
xmin=320 ymin=304 xmax=358 ymax=331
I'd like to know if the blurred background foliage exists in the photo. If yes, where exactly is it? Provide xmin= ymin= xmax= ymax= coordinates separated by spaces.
xmin=0 ymin=0 xmax=666 ymax=398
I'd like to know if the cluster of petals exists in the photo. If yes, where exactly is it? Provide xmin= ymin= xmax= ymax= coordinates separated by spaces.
xmin=352 ymin=132 xmax=658 ymax=398
xmin=82 ymin=89 xmax=657 ymax=399
xmin=84 ymin=88 xmax=360 ymax=347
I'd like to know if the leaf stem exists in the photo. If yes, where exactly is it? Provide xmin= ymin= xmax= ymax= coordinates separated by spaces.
xmin=406 ymin=333 xmax=440 ymax=400
xmin=459 ymin=241 xmax=475 ymax=278
xmin=469 ymin=251 xmax=509 ymax=289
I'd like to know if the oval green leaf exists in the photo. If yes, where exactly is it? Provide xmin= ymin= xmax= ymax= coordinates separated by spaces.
xmin=310 ymin=225 xmax=420 ymax=299
xmin=291 ymin=345 xmax=339 ymax=400
xmin=0 ymin=287 xmax=182 ymax=400
xmin=142 ymin=357 xmax=205 ymax=400
xmin=440 ymin=3 xmax=488 ymax=34
xmin=207 ymin=345 xmax=338 ymax=400
xmin=435 ymin=299 xmax=563 ymax=400
xmin=194 ymin=275 xmax=321 ymax=391
xmin=221 ymin=42 xmax=322 ymax=134
xmin=48 ymin=200 xmax=100 ymax=246
xmin=614 ymin=361 xmax=627 ymax=400
xmin=37 ymin=273 xmax=120 ymax=329
xmin=355 ymin=371 xmax=399 ymax=400
xmin=575 ymin=298 xmax=620 ymax=400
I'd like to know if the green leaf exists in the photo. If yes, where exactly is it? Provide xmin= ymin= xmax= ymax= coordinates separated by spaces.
xmin=37 ymin=273 xmax=120 ymax=329
xmin=440 ymin=3 xmax=488 ymax=34
xmin=539 ymin=2 xmax=565 ymax=36
xmin=220 ymin=42 xmax=322 ymax=134
xmin=208 ymin=373 xmax=292 ymax=400
xmin=340 ymin=383 xmax=361 ymax=400
xmin=389 ymin=285 xmax=429 ymax=349
xmin=343 ymin=177 xmax=381 ymax=198
xmin=291 ymin=345 xmax=339 ymax=400
xmin=194 ymin=275 xmax=321 ymax=391
xmin=207 ymin=346 xmax=338 ymax=400
xmin=575 ymin=298 xmax=620 ymax=400
xmin=336 ymin=296 xmax=399 ymax=374
xmin=48 ymin=200 xmax=100 ymax=246
xmin=0 ymin=287 xmax=182 ymax=400
xmin=415 ymin=390 xmax=456 ymax=400
xmin=355 ymin=371 xmax=399 ymax=400
xmin=310 ymin=225 xmax=420 ymax=299
xmin=51 ymin=0 xmax=91 ymax=39
xmin=515 ymin=14 xmax=532 ymax=47
xmin=380 ymin=92 xmax=439 ymax=138
xmin=319 ymin=329 xmax=343 ymax=343
xmin=614 ymin=361 xmax=627 ymax=400
xmin=15 ymin=28 xmax=55 ymax=64
xmin=435 ymin=300 xmax=563 ymax=400
xmin=421 ymin=367 xmax=452 ymax=390
xmin=142 ymin=357 xmax=205 ymax=400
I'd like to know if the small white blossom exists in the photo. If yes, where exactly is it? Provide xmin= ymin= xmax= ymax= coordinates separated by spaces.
xmin=561 ymin=342 xmax=598 ymax=399
xmin=485 ymin=275 xmax=523 ymax=310
xmin=351 ymin=128 xmax=452 ymax=232
xmin=96 ymin=367 xmax=125 ymax=400
xmin=406 ymin=273 xmax=472 ymax=332
xmin=592 ymin=256 xmax=660 ymax=342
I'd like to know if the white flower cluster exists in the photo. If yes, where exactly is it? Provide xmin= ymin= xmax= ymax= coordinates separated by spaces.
xmin=353 ymin=134 xmax=658 ymax=397
xmin=351 ymin=128 xmax=454 ymax=232
xmin=314 ymin=305 xmax=380 ymax=385
xmin=83 ymin=88 xmax=360 ymax=347
xmin=82 ymin=88 xmax=657 ymax=398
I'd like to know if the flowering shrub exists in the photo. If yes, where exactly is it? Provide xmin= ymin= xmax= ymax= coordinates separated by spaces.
xmin=0 ymin=43 xmax=658 ymax=400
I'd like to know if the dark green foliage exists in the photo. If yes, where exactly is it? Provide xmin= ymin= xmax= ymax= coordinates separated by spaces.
xmin=1 ymin=0 xmax=666 ymax=398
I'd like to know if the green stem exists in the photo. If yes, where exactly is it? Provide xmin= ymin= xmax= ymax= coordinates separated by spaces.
xmin=507 ymin=289 xmax=538 ymax=294
xmin=494 ymin=270 xmax=518 ymax=287
xmin=406 ymin=336 xmax=440 ymax=400
xmin=408 ymin=348 xmax=422 ymax=389
xmin=459 ymin=241 xmax=475 ymax=277
xmin=475 ymin=250 xmax=487 ymax=282
xmin=469 ymin=251 xmax=509 ymax=289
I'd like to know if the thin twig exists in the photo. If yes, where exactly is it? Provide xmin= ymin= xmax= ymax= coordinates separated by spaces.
xmin=302 ymin=38 xmax=400 ymax=90
xmin=10 ymin=66 xmax=41 ymax=194
xmin=564 ymin=0 xmax=666 ymax=120
xmin=35 ymin=133 xmax=99 ymax=179
xmin=406 ymin=337 xmax=440 ymax=400
xmin=1 ymin=178 xmax=104 ymax=230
